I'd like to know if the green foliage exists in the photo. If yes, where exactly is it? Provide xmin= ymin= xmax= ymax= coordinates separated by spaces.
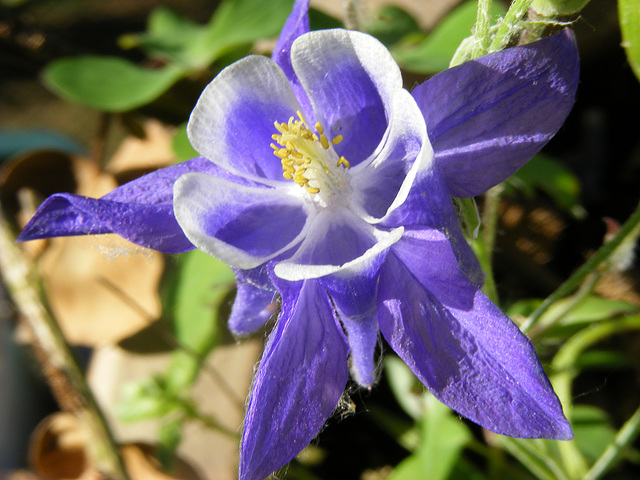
xmin=116 ymin=250 xmax=235 ymax=461
xmin=43 ymin=0 xmax=293 ymax=112
xmin=172 ymin=123 xmax=200 ymax=163
xmin=383 ymin=1 xmax=505 ymax=73
xmin=387 ymin=396 xmax=472 ymax=480
xmin=531 ymin=0 xmax=592 ymax=16
xmin=42 ymin=57 xmax=185 ymax=112
xmin=509 ymin=154 xmax=585 ymax=217
xmin=619 ymin=0 xmax=640 ymax=83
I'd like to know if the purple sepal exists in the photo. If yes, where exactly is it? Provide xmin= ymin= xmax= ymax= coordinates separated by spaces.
xmin=228 ymin=267 xmax=277 ymax=336
xmin=378 ymin=228 xmax=572 ymax=440
xmin=17 ymin=158 xmax=221 ymax=253
xmin=239 ymin=278 xmax=348 ymax=480
xmin=413 ymin=30 xmax=580 ymax=197
xmin=382 ymin=168 xmax=483 ymax=286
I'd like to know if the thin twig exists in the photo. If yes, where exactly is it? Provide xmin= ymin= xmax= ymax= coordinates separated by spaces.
xmin=0 ymin=205 xmax=128 ymax=480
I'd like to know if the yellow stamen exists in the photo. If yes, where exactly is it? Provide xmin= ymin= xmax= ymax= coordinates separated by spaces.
xmin=337 ymin=157 xmax=350 ymax=169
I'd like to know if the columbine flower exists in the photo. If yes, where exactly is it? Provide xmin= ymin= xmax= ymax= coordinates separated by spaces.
xmin=18 ymin=1 xmax=580 ymax=479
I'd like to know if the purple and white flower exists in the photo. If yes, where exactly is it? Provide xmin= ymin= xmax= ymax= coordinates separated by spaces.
xmin=19 ymin=1 xmax=580 ymax=479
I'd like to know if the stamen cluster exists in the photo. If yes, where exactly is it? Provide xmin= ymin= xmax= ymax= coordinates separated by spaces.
xmin=270 ymin=111 xmax=350 ymax=195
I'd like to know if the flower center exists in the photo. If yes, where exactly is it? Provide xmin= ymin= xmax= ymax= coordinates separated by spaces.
xmin=271 ymin=111 xmax=351 ymax=204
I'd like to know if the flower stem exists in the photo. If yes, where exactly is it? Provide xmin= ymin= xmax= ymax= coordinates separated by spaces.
xmin=472 ymin=0 xmax=493 ymax=58
xmin=522 ymin=202 xmax=640 ymax=333
xmin=457 ymin=196 xmax=500 ymax=304
xmin=584 ymin=404 xmax=640 ymax=480
xmin=489 ymin=0 xmax=533 ymax=52
xmin=0 ymin=206 xmax=129 ymax=480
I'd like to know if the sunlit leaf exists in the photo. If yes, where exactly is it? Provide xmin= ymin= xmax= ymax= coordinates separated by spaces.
xmin=391 ymin=1 xmax=506 ymax=73
xmin=172 ymin=123 xmax=199 ymax=163
xmin=366 ymin=5 xmax=421 ymax=47
xmin=509 ymin=154 xmax=584 ymax=217
xmin=388 ymin=396 xmax=471 ymax=480
xmin=571 ymin=405 xmax=617 ymax=462
xmin=117 ymin=377 xmax=181 ymax=422
xmin=531 ymin=0 xmax=591 ymax=15
xmin=620 ymin=0 xmax=640 ymax=81
xmin=43 ymin=57 xmax=185 ymax=112
xmin=162 ymin=249 xmax=235 ymax=393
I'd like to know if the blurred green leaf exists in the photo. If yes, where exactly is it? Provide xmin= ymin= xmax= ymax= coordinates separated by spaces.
xmin=366 ymin=5 xmax=421 ymax=47
xmin=308 ymin=7 xmax=343 ymax=30
xmin=157 ymin=418 xmax=183 ymax=470
xmin=538 ymin=295 xmax=639 ymax=337
xmin=43 ymin=56 xmax=185 ymax=112
xmin=388 ymin=396 xmax=471 ymax=480
xmin=509 ymin=154 xmax=584 ymax=217
xmin=391 ymin=1 xmax=506 ymax=73
xmin=172 ymin=122 xmax=200 ymax=163
xmin=620 ymin=0 xmax=640 ymax=81
xmin=163 ymin=249 xmax=235 ymax=393
xmin=385 ymin=355 xmax=424 ymax=420
xmin=571 ymin=405 xmax=617 ymax=462
xmin=117 ymin=377 xmax=181 ymax=422
xmin=498 ymin=437 xmax=569 ymax=480
xmin=120 ymin=7 xmax=210 ymax=67
xmin=575 ymin=349 xmax=632 ymax=370
xmin=196 ymin=0 xmax=293 ymax=65
xmin=531 ymin=0 xmax=591 ymax=15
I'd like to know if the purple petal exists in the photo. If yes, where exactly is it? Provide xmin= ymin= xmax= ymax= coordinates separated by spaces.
xmin=378 ymin=228 xmax=572 ymax=439
xmin=273 ymin=208 xmax=403 ymax=281
xmin=240 ymin=279 xmax=348 ymax=480
xmin=174 ymin=173 xmax=312 ymax=269
xmin=187 ymin=55 xmax=301 ymax=183
xmin=350 ymin=89 xmax=431 ymax=222
xmin=228 ymin=267 xmax=277 ymax=336
xmin=17 ymin=157 xmax=219 ymax=253
xmin=381 ymin=168 xmax=483 ymax=286
xmin=412 ymin=30 xmax=579 ymax=197
xmin=291 ymin=30 xmax=403 ymax=166
xmin=320 ymin=251 xmax=388 ymax=387
xmin=271 ymin=0 xmax=312 ymax=113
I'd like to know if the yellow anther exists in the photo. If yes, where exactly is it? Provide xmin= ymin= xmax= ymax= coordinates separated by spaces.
xmin=337 ymin=157 xmax=350 ymax=169
xmin=272 ymin=113 xmax=350 ymax=198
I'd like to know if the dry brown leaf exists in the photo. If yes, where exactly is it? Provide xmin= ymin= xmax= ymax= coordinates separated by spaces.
xmin=105 ymin=120 xmax=175 ymax=175
xmin=29 ymin=412 xmax=89 ymax=480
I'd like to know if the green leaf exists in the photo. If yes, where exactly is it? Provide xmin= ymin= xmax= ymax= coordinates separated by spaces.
xmin=498 ymin=437 xmax=569 ymax=480
xmin=620 ymin=0 xmax=640 ymax=81
xmin=391 ymin=1 xmax=506 ymax=73
xmin=157 ymin=419 xmax=183 ymax=470
xmin=385 ymin=355 xmax=425 ymax=420
xmin=172 ymin=122 xmax=199 ymax=163
xmin=195 ymin=0 xmax=293 ymax=65
xmin=538 ymin=295 xmax=639 ymax=337
xmin=116 ymin=377 xmax=181 ymax=422
xmin=366 ymin=5 xmax=421 ymax=47
xmin=509 ymin=154 xmax=584 ymax=217
xmin=531 ymin=0 xmax=591 ymax=16
xmin=120 ymin=7 xmax=210 ymax=67
xmin=43 ymin=56 xmax=185 ymax=112
xmin=163 ymin=249 xmax=235 ymax=393
xmin=388 ymin=396 xmax=471 ymax=480
xmin=571 ymin=405 xmax=617 ymax=462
